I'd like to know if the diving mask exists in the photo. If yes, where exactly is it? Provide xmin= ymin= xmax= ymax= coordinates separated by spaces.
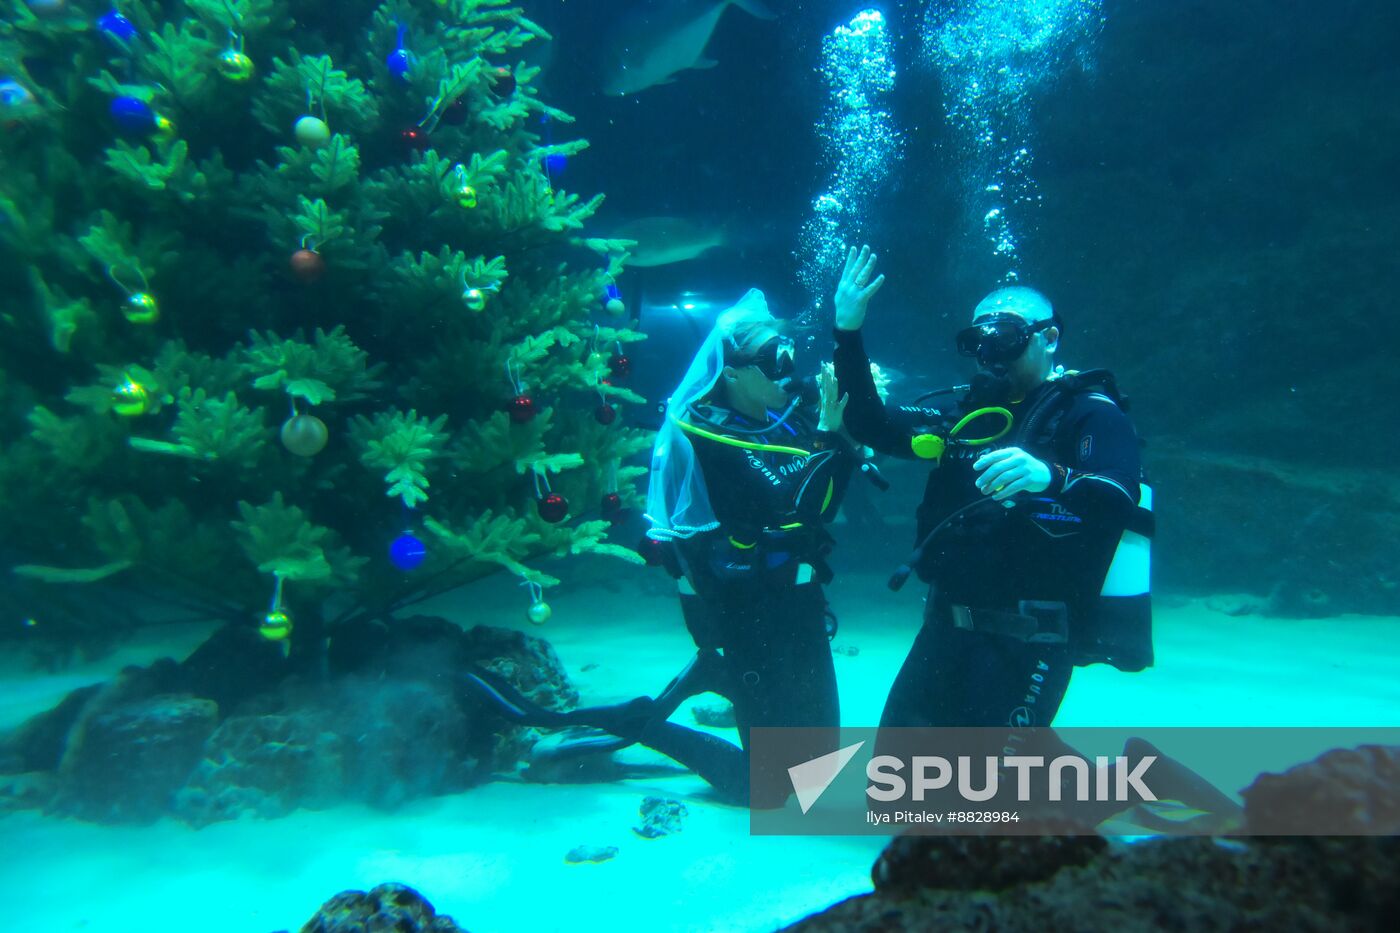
xmin=956 ymin=314 xmax=1058 ymax=365
xmin=750 ymin=336 xmax=796 ymax=381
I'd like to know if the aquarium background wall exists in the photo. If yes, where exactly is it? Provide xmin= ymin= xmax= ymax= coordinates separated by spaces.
xmin=532 ymin=0 xmax=1400 ymax=616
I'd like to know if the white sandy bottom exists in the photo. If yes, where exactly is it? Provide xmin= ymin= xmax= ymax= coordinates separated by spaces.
xmin=1 ymin=569 xmax=1398 ymax=932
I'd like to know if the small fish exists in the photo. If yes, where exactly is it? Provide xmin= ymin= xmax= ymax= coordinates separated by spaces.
xmin=386 ymin=23 xmax=412 ymax=81
xmin=602 ymin=0 xmax=776 ymax=97
xmin=611 ymin=216 xmax=727 ymax=268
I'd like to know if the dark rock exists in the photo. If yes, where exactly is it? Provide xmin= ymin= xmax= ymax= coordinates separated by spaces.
xmin=691 ymin=699 xmax=736 ymax=728
xmin=53 ymin=693 xmax=217 ymax=823
xmin=176 ymin=624 xmax=287 ymax=716
xmin=1242 ymin=744 xmax=1400 ymax=835
xmin=872 ymin=821 xmax=1107 ymax=893
xmin=173 ymin=708 xmax=346 ymax=825
xmin=832 ymin=644 xmax=860 ymax=657
xmin=0 ymin=682 xmax=101 ymax=774
xmin=300 ymin=882 xmax=468 ymax=933
xmin=634 ymin=796 xmax=687 ymax=838
xmin=0 ymin=616 xmax=576 ymax=825
xmin=463 ymin=624 xmax=579 ymax=713
xmin=175 ymin=676 xmax=495 ymax=827
xmin=788 ymin=835 xmax=1400 ymax=932
xmin=787 ymin=742 xmax=1400 ymax=931
xmin=565 ymin=845 xmax=619 ymax=864
xmin=0 ymin=771 xmax=56 ymax=813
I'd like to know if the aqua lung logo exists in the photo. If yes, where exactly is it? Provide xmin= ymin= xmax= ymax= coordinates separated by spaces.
xmin=1009 ymin=706 xmax=1034 ymax=728
xmin=1022 ymin=660 xmax=1050 ymax=711
xmin=1079 ymin=434 xmax=1093 ymax=460
xmin=778 ymin=457 xmax=810 ymax=476
xmin=745 ymin=452 xmax=782 ymax=487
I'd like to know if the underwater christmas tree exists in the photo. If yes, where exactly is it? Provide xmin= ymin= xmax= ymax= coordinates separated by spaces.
xmin=0 ymin=0 xmax=649 ymax=661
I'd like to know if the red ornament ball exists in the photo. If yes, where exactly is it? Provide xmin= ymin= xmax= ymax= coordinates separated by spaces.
xmin=290 ymin=248 xmax=325 ymax=282
xmin=490 ymin=66 xmax=517 ymax=97
xmin=594 ymin=403 xmax=617 ymax=425
xmin=400 ymin=126 xmax=429 ymax=152
xmin=609 ymin=355 xmax=631 ymax=379
xmin=441 ymin=96 xmax=469 ymax=126
xmin=538 ymin=493 xmax=569 ymax=524
xmin=601 ymin=492 xmax=623 ymax=521
xmin=509 ymin=394 xmax=536 ymax=423
xmin=638 ymin=534 xmax=667 ymax=567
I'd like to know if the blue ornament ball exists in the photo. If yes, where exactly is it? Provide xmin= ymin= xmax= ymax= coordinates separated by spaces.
xmin=387 ymin=50 xmax=411 ymax=80
xmin=545 ymin=153 xmax=567 ymax=174
xmin=389 ymin=532 xmax=427 ymax=571
xmin=110 ymin=96 xmax=155 ymax=133
xmin=97 ymin=10 xmax=138 ymax=44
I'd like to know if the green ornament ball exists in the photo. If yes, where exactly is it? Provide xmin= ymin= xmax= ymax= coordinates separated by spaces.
xmin=281 ymin=413 xmax=328 ymax=457
xmin=260 ymin=609 xmax=293 ymax=641
xmin=124 ymin=292 xmax=159 ymax=324
xmin=218 ymin=49 xmax=255 ymax=82
xmin=295 ymin=115 xmax=330 ymax=147
xmin=111 ymin=380 xmax=151 ymax=417
xmin=527 ymin=601 xmax=552 ymax=625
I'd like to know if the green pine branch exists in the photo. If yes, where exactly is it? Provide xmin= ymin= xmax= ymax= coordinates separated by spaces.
xmin=143 ymin=21 xmax=218 ymax=108
xmin=76 ymin=210 xmax=180 ymax=289
xmin=129 ymin=388 xmax=267 ymax=468
xmin=233 ymin=491 xmax=366 ymax=585
xmin=185 ymin=0 xmax=285 ymax=35
xmin=252 ymin=52 xmax=379 ymax=138
xmin=245 ymin=325 xmax=382 ymax=405
xmin=422 ymin=511 xmax=557 ymax=588
xmin=27 ymin=406 xmax=125 ymax=471
xmin=540 ymin=190 xmax=604 ymax=233
xmin=79 ymin=495 xmax=251 ymax=600
xmin=28 ymin=271 xmax=97 ymax=353
xmin=347 ymin=409 xmax=450 ymax=508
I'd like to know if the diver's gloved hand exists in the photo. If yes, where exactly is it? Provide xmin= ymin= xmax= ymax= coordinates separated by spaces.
xmin=973 ymin=447 xmax=1053 ymax=505
xmin=833 ymin=244 xmax=886 ymax=331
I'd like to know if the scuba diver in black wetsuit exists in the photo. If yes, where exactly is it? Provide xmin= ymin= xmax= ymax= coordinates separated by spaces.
xmin=830 ymin=246 xmax=1240 ymax=826
xmin=465 ymin=289 xmax=858 ymax=808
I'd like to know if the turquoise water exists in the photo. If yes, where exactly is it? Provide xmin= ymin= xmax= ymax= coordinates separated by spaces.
xmin=2 ymin=1 xmax=1397 ymax=930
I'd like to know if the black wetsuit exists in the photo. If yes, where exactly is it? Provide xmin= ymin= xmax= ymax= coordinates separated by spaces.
xmin=646 ymin=404 xmax=856 ymax=805
xmin=480 ymin=403 xmax=858 ymax=806
xmin=833 ymin=328 xmax=1145 ymax=731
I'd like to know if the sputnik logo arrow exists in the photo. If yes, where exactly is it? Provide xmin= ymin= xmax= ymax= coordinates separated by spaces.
xmin=788 ymin=741 xmax=865 ymax=814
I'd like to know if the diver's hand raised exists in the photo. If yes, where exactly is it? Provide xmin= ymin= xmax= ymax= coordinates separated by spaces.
xmin=834 ymin=245 xmax=885 ymax=331
xmin=816 ymin=363 xmax=849 ymax=433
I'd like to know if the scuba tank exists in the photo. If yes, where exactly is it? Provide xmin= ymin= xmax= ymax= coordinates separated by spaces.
xmin=1076 ymin=483 xmax=1154 ymax=672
